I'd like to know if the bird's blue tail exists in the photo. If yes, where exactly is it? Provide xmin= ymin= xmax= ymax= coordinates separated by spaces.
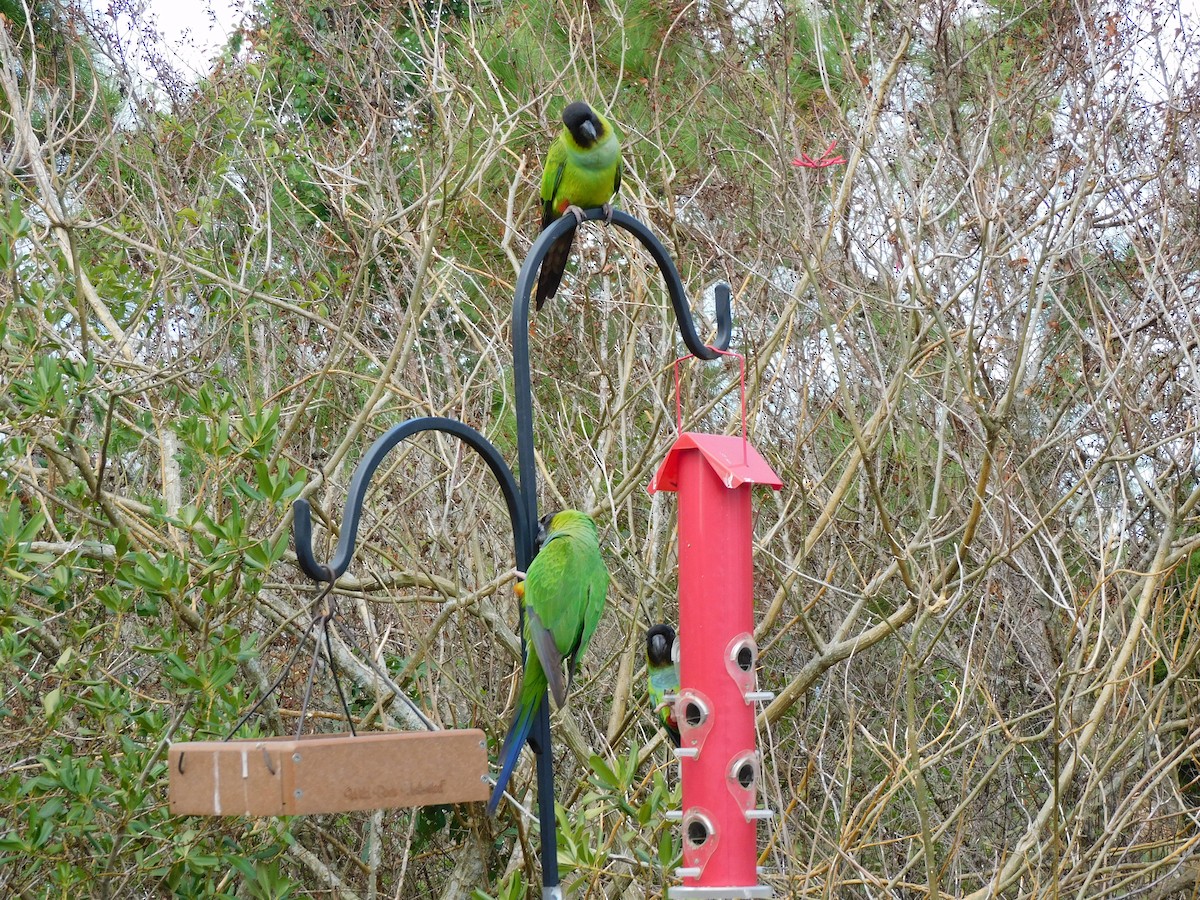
xmin=486 ymin=699 xmax=539 ymax=815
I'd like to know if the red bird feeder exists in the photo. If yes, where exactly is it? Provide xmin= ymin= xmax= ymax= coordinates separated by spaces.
xmin=648 ymin=352 xmax=781 ymax=898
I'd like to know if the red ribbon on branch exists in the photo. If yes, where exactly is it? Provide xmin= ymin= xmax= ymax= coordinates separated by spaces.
xmin=792 ymin=140 xmax=846 ymax=168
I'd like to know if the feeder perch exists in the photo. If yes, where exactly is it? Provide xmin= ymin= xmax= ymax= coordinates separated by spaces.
xmin=649 ymin=429 xmax=781 ymax=899
xmin=674 ymin=687 xmax=715 ymax=757
xmin=169 ymin=729 xmax=489 ymax=816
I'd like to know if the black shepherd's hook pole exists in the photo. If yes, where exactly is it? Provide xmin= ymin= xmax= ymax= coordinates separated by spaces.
xmin=511 ymin=206 xmax=733 ymax=899
xmin=287 ymin=209 xmax=731 ymax=900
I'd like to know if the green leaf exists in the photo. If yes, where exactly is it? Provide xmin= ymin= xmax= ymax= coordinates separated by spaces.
xmin=658 ymin=829 xmax=679 ymax=869
xmin=588 ymin=754 xmax=619 ymax=790
xmin=42 ymin=688 xmax=62 ymax=718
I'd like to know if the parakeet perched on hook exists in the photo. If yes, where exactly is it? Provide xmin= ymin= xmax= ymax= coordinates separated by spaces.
xmin=535 ymin=100 xmax=623 ymax=310
xmin=486 ymin=510 xmax=609 ymax=815
xmin=646 ymin=623 xmax=681 ymax=747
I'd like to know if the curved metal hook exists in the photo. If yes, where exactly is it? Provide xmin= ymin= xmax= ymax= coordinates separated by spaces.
xmin=292 ymin=416 xmax=526 ymax=583
xmin=513 ymin=208 xmax=731 ymax=361
xmin=510 ymin=206 xmax=735 ymax=537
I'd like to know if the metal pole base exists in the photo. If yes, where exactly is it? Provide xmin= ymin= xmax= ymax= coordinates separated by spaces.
xmin=542 ymin=887 xmax=564 ymax=900
xmin=667 ymin=888 xmax=772 ymax=899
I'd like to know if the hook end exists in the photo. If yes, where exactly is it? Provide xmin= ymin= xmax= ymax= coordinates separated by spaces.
xmin=713 ymin=282 xmax=733 ymax=351
xmin=293 ymin=498 xmax=334 ymax=583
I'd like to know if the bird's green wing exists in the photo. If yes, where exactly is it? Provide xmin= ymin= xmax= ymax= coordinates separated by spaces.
xmin=523 ymin=522 xmax=608 ymax=708
xmin=524 ymin=538 xmax=582 ymax=707
xmin=540 ymin=136 xmax=568 ymax=228
xmin=525 ymin=605 xmax=565 ymax=708
xmin=565 ymin=572 xmax=607 ymax=696
xmin=573 ymin=553 xmax=608 ymax=676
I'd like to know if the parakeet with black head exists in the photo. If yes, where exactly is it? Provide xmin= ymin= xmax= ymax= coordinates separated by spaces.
xmin=535 ymin=100 xmax=623 ymax=310
xmin=486 ymin=510 xmax=609 ymax=815
xmin=646 ymin=624 xmax=681 ymax=747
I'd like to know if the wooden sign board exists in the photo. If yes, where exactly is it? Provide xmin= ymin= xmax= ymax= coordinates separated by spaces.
xmin=168 ymin=729 xmax=490 ymax=816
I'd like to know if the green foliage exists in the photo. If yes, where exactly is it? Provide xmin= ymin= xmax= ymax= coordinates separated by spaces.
xmin=2 ymin=0 xmax=865 ymax=894
xmin=251 ymin=0 xmax=463 ymax=126
xmin=7 ymin=0 xmax=1197 ymax=894
xmin=0 ymin=0 xmax=125 ymax=145
xmin=230 ymin=857 xmax=299 ymax=899
xmin=546 ymin=745 xmax=681 ymax=893
xmin=0 ymin=199 xmax=29 ymax=274
xmin=472 ymin=868 xmax=527 ymax=900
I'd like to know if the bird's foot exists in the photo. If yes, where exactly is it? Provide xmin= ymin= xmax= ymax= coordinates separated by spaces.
xmin=602 ymin=202 xmax=614 ymax=225
xmin=565 ymin=205 xmax=586 ymax=226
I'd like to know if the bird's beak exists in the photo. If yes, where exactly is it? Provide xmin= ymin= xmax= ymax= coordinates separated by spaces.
xmin=580 ymin=121 xmax=598 ymax=143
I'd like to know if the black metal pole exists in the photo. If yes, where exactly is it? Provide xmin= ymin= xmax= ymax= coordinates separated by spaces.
xmin=289 ymin=208 xmax=732 ymax=900
xmin=511 ymin=207 xmax=734 ymax=898
xmin=511 ymin=220 xmax=558 ymax=898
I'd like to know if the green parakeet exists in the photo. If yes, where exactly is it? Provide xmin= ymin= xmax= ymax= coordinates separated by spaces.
xmin=535 ymin=100 xmax=623 ymax=310
xmin=486 ymin=510 xmax=609 ymax=815
xmin=646 ymin=623 xmax=681 ymax=747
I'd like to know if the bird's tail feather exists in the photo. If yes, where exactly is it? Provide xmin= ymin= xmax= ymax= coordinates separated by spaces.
xmin=486 ymin=699 xmax=539 ymax=815
xmin=535 ymin=229 xmax=576 ymax=310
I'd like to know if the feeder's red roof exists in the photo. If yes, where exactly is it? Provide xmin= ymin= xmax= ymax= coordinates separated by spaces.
xmin=648 ymin=433 xmax=783 ymax=494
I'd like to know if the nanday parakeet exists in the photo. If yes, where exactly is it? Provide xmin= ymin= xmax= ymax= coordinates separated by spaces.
xmin=535 ymin=101 xmax=623 ymax=310
xmin=486 ymin=509 xmax=609 ymax=815
xmin=646 ymin=623 xmax=681 ymax=747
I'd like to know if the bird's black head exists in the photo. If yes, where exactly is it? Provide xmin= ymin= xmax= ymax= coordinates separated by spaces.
xmin=562 ymin=100 xmax=604 ymax=148
xmin=646 ymin=624 xmax=676 ymax=666
xmin=534 ymin=511 xmax=559 ymax=553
